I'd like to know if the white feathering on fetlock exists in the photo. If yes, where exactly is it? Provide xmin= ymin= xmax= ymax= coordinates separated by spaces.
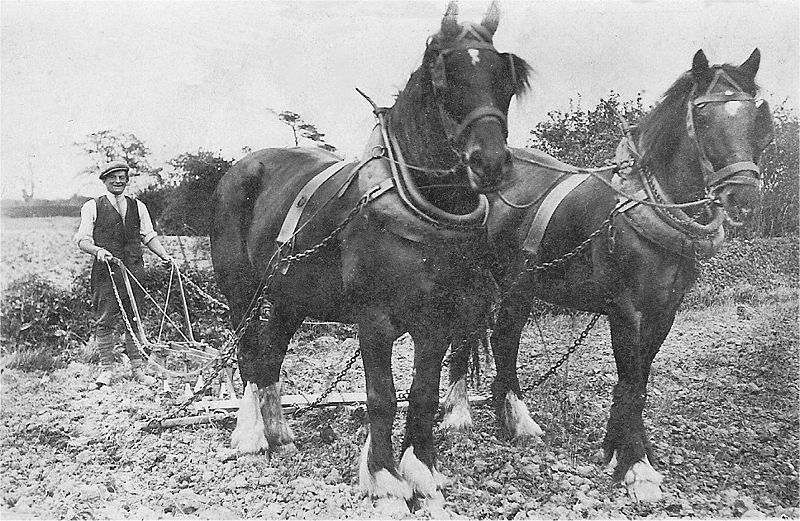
xmin=441 ymin=378 xmax=473 ymax=432
xmin=625 ymin=455 xmax=664 ymax=502
xmin=605 ymin=450 xmax=619 ymax=475
xmin=399 ymin=446 xmax=448 ymax=498
xmin=358 ymin=432 xmax=412 ymax=500
xmin=231 ymin=382 xmax=269 ymax=454
xmin=260 ymin=381 xmax=295 ymax=449
xmin=504 ymin=391 xmax=544 ymax=440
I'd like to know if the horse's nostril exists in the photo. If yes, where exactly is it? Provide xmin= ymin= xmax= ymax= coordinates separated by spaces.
xmin=468 ymin=150 xmax=484 ymax=171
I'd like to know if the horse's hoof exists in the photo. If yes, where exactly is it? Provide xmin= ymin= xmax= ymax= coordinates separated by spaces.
xmin=624 ymin=457 xmax=664 ymax=502
xmin=231 ymin=432 xmax=269 ymax=455
xmin=503 ymin=391 xmax=544 ymax=441
xmin=232 ymin=382 xmax=270 ymax=454
xmin=416 ymin=492 xmax=450 ymax=519
xmin=441 ymin=380 xmax=473 ymax=432
xmin=399 ymin=446 xmax=447 ymax=497
xmin=271 ymin=442 xmax=298 ymax=456
xmin=359 ymin=433 xmax=413 ymax=500
xmin=441 ymin=406 xmax=473 ymax=432
xmin=373 ymin=497 xmax=410 ymax=517
xmin=439 ymin=407 xmax=472 ymax=432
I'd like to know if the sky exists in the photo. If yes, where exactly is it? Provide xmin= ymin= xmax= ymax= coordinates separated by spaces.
xmin=1 ymin=0 xmax=798 ymax=200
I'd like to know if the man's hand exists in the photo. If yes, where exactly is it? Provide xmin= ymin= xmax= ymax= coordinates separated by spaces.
xmin=96 ymin=248 xmax=113 ymax=262
xmin=161 ymin=255 xmax=175 ymax=265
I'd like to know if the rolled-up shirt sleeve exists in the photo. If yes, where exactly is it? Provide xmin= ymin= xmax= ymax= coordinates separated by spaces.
xmin=137 ymin=200 xmax=158 ymax=244
xmin=74 ymin=199 xmax=97 ymax=245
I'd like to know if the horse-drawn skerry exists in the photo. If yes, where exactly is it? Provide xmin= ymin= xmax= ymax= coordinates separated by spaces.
xmin=443 ymin=49 xmax=774 ymax=501
xmin=211 ymin=2 xmax=530 ymax=511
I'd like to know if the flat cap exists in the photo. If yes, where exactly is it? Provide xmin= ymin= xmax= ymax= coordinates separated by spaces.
xmin=99 ymin=161 xmax=130 ymax=179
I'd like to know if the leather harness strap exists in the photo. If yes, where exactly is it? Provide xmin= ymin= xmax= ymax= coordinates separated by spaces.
xmin=522 ymin=173 xmax=591 ymax=256
xmin=277 ymin=160 xmax=351 ymax=245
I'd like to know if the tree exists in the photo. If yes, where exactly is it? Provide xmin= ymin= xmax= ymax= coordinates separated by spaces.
xmin=274 ymin=110 xmax=338 ymax=153
xmin=528 ymin=92 xmax=646 ymax=168
xmin=152 ymin=150 xmax=234 ymax=236
xmin=74 ymin=130 xmax=160 ymax=178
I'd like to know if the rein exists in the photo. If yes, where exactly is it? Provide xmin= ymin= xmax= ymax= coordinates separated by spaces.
xmin=504 ymin=152 xmax=709 ymax=211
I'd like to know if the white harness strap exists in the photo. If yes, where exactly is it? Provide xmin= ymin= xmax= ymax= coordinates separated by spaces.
xmin=277 ymin=161 xmax=350 ymax=245
xmin=522 ymin=173 xmax=591 ymax=256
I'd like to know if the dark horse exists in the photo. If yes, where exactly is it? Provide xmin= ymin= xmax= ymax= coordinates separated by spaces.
xmin=443 ymin=49 xmax=774 ymax=501
xmin=210 ymin=2 xmax=530 ymax=510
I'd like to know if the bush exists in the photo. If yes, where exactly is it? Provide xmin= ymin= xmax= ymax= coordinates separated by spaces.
xmin=137 ymin=184 xmax=175 ymax=232
xmin=0 ymin=265 xmax=231 ymax=371
xmin=736 ymin=104 xmax=799 ymax=238
xmin=157 ymin=150 xmax=234 ymax=235
xmin=527 ymin=92 xmax=646 ymax=168
xmin=0 ymin=274 xmax=93 ymax=367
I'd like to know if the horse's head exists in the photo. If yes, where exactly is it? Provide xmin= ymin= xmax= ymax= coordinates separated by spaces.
xmin=417 ymin=1 xmax=530 ymax=192
xmin=685 ymin=49 xmax=774 ymax=225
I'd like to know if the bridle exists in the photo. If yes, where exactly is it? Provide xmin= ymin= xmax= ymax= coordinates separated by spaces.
xmin=685 ymin=68 xmax=763 ymax=196
xmin=428 ymin=22 xmax=513 ymax=148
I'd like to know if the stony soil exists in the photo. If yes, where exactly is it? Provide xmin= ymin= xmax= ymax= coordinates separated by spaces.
xmin=1 ymin=217 xmax=798 ymax=519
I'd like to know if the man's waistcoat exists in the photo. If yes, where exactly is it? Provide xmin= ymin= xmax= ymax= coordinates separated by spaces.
xmin=93 ymin=195 xmax=143 ymax=267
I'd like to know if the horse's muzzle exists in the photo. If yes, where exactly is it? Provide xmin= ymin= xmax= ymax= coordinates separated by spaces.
xmin=713 ymin=171 xmax=762 ymax=227
xmin=466 ymin=145 xmax=513 ymax=193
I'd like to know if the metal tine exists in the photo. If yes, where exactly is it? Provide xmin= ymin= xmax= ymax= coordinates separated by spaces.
xmin=182 ymin=383 xmax=193 ymax=401
xmin=194 ymin=375 xmax=205 ymax=394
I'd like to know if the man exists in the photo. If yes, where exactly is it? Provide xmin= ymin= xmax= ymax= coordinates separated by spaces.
xmin=75 ymin=160 xmax=173 ymax=388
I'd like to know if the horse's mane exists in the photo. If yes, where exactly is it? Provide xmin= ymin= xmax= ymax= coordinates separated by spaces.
xmin=638 ymin=63 xmax=759 ymax=166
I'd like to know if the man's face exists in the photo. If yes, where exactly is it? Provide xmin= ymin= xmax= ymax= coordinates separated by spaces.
xmin=102 ymin=172 xmax=129 ymax=195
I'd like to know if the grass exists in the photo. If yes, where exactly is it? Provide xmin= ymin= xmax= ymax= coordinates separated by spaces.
xmin=2 ymin=347 xmax=66 ymax=372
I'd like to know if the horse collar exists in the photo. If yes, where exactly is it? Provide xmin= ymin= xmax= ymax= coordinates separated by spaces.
xmin=364 ymin=121 xmax=488 ymax=232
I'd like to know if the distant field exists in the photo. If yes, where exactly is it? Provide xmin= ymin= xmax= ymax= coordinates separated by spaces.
xmin=0 ymin=216 xmax=211 ymax=290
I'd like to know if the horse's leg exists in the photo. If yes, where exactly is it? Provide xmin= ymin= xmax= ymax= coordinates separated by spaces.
xmin=233 ymin=301 xmax=304 ymax=454
xmin=443 ymin=270 xmax=496 ymax=432
xmin=399 ymin=329 xmax=449 ymax=507
xmin=357 ymin=311 xmax=411 ymax=506
xmin=603 ymin=302 xmax=676 ymax=502
xmin=491 ymin=290 xmax=543 ymax=441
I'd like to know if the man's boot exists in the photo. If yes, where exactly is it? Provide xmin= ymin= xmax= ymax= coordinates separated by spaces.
xmin=130 ymin=360 xmax=157 ymax=386
xmin=95 ymin=330 xmax=117 ymax=388
xmin=126 ymin=332 xmax=157 ymax=386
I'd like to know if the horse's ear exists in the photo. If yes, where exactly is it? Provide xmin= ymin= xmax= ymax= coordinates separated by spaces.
xmin=481 ymin=1 xmax=500 ymax=37
xmin=740 ymin=48 xmax=761 ymax=79
xmin=692 ymin=50 xmax=709 ymax=76
xmin=441 ymin=1 xmax=460 ymax=37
